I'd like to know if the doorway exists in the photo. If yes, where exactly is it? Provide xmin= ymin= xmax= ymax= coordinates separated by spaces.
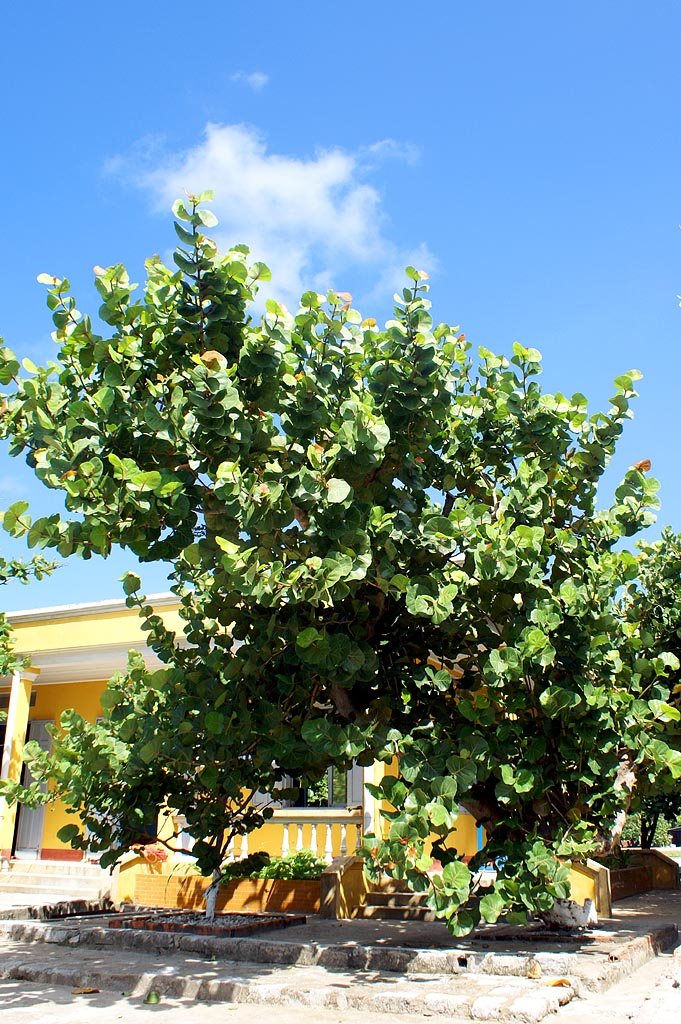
xmin=12 ymin=720 xmax=52 ymax=860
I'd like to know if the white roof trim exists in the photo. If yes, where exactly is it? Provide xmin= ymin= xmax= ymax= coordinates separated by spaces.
xmin=7 ymin=592 xmax=177 ymax=624
xmin=0 ymin=641 xmax=167 ymax=686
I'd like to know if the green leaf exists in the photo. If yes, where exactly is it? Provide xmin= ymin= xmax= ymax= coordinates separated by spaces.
xmin=139 ymin=737 xmax=161 ymax=764
xmin=205 ymin=711 xmax=224 ymax=734
xmin=326 ymin=478 xmax=352 ymax=504
xmin=441 ymin=860 xmax=471 ymax=891
xmin=479 ymin=890 xmax=506 ymax=923
xmin=296 ymin=627 xmax=319 ymax=649
xmin=57 ymin=824 xmax=82 ymax=844
xmin=122 ymin=572 xmax=141 ymax=596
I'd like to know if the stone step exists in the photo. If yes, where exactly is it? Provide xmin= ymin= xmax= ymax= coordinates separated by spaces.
xmin=0 ymin=876 xmax=109 ymax=895
xmin=355 ymin=904 xmax=435 ymax=921
xmin=367 ymin=891 xmax=429 ymax=908
xmin=0 ymin=886 xmax=109 ymax=901
xmin=4 ymin=861 xmax=107 ymax=878
xmin=0 ymin=935 xmax=576 ymax=1021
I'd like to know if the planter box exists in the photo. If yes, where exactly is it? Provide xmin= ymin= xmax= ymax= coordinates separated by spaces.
xmin=133 ymin=873 xmax=321 ymax=914
xmin=610 ymin=866 xmax=653 ymax=901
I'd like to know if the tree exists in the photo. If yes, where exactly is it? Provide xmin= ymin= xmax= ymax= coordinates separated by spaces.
xmin=0 ymin=554 xmax=55 ymax=677
xmin=618 ymin=529 xmax=681 ymax=849
xmin=0 ymin=194 xmax=679 ymax=934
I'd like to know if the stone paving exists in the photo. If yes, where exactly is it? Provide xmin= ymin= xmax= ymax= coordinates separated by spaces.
xmin=0 ymin=937 xmax=576 ymax=1021
xmin=0 ymin=890 xmax=677 ymax=1022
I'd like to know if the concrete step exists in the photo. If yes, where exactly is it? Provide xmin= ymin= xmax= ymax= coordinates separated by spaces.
xmin=0 ymin=934 xmax=576 ymax=1021
xmin=368 ymin=891 xmax=429 ymax=908
xmin=0 ymin=882 xmax=109 ymax=897
xmin=356 ymin=904 xmax=435 ymax=921
xmin=4 ymin=861 xmax=107 ymax=878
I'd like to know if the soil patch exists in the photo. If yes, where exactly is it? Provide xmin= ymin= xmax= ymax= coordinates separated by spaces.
xmin=108 ymin=909 xmax=306 ymax=937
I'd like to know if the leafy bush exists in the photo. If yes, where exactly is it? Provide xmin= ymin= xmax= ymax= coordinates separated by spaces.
xmin=256 ymin=850 xmax=326 ymax=880
xmin=221 ymin=851 xmax=271 ymax=879
xmin=621 ymin=811 xmax=675 ymax=848
xmin=621 ymin=813 xmax=642 ymax=846
xmin=221 ymin=849 xmax=326 ymax=882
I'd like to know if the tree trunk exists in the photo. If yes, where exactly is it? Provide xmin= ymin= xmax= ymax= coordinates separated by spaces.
xmin=641 ymin=812 xmax=659 ymax=849
xmin=597 ymin=754 xmax=637 ymax=855
xmin=204 ymin=869 xmax=222 ymax=922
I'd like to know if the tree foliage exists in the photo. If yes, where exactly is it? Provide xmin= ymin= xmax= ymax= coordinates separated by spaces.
xmin=0 ymin=554 xmax=55 ymax=679
xmin=0 ymin=195 xmax=679 ymax=934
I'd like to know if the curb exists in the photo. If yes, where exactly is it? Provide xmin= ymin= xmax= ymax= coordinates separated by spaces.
xmin=0 ymin=898 xmax=114 ymax=922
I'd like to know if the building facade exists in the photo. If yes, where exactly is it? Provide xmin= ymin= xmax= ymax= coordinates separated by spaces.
xmin=0 ymin=595 xmax=480 ymax=871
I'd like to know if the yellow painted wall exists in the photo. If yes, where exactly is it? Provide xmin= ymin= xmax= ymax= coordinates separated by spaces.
xmin=11 ymin=604 xmax=183 ymax=655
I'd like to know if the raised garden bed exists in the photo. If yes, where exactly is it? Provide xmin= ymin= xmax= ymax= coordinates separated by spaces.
xmin=133 ymin=874 xmax=321 ymax=913
xmin=610 ymin=866 xmax=654 ymax=901
xmin=109 ymin=909 xmax=306 ymax=937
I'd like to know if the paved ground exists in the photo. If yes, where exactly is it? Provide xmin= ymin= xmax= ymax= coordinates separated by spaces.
xmin=0 ymin=891 xmax=677 ymax=1021
xmin=0 ymin=948 xmax=679 ymax=1024
xmin=558 ymin=945 xmax=681 ymax=1024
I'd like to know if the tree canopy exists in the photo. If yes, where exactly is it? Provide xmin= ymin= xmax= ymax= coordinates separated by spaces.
xmin=0 ymin=194 xmax=679 ymax=934
xmin=0 ymin=554 xmax=55 ymax=678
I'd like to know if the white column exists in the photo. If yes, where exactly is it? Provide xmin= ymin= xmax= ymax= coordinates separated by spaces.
xmin=0 ymin=667 xmax=39 ymax=860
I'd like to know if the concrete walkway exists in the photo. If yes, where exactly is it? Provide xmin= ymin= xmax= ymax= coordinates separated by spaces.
xmin=0 ymin=891 xmax=677 ymax=1022
xmin=1 ymin=948 xmax=679 ymax=1024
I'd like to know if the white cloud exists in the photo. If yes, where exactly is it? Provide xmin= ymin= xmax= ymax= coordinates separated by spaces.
xmin=113 ymin=123 xmax=434 ymax=309
xmin=230 ymin=71 xmax=269 ymax=91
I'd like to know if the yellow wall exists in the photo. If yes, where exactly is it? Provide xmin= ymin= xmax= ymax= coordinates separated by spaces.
xmin=11 ymin=604 xmax=183 ymax=655
xmin=3 ymin=597 xmax=183 ymax=857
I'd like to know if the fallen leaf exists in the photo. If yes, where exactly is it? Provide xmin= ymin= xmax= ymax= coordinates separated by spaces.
xmin=526 ymin=961 xmax=542 ymax=979
xmin=544 ymin=978 xmax=572 ymax=987
xmin=72 ymin=987 xmax=100 ymax=995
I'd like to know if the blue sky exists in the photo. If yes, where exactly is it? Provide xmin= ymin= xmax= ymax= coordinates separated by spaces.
xmin=0 ymin=1 xmax=679 ymax=610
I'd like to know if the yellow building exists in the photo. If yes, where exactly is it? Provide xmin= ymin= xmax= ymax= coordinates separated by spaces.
xmin=0 ymin=594 xmax=481 ymax=878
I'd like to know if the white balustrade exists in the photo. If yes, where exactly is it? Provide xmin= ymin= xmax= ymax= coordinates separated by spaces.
xmin=267 ymin=808 xmax=363 ymax=863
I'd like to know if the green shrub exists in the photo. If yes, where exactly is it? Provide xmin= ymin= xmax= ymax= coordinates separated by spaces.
xmin=221 ymin=851 xmax=272 ymax=879
xmin=255 ymin=850 xmax=326 ymax=880
xmin=220 ymin=848 xmax=326 ymax=882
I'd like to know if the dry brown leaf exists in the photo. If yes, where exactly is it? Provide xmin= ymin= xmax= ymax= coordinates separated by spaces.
xmin=72 ymin=987 xmax=101 ymax=995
